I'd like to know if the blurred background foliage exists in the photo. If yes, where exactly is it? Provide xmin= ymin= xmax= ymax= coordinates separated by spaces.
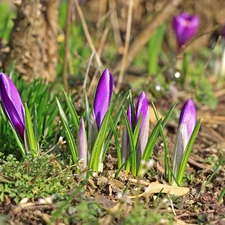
xmin=0 ymin=0 xmax=225 ymax=108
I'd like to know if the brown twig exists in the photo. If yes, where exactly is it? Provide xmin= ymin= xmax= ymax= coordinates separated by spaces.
xmin=62 ymin=0 xmax=72 ymax=92
xmin=116 ymin=0 xmax=134 ymax=92
xmin=112 ymin=0 xmax=183 ymax=75
xmin=97 ymin=23 xmax=111 ymax=56
xmin=74 ymin=0 xmax=102 ymax=70
xmin=109 ymin=0 xmax=123 ymax=49
xmin=83 ymin=52 xmax=95 ymax=91
xmin=96 ymin=0 xmax=107 ymax=43
xmin=87 ymin=23 xmax=111 ymax=96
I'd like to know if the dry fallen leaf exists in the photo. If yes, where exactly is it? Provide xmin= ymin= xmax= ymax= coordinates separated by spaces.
xmin=128 ymin=182 xmax=189 ymax=198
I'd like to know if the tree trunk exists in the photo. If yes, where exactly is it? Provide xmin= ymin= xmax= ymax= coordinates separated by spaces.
xmin=4 ymin=0 xmax=58 ymax=82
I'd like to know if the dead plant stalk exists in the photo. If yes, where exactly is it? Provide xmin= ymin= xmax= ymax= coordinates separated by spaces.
xmin=116 ymin=0 xmax=134 ymax=92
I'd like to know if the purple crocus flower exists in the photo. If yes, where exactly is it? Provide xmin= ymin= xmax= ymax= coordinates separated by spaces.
xmin=136 ymin=92 xmax=149 ymax=155
xmin=0 ymin=73 xmax=25 ymax=140
xmin=221 ymin=24 xmax=225 ymax=39
xmin=78 ymin=117 xmax=88 ymax=168
xmin=179 ymin=99 xmax=197 ymax=139
xmin=122 ymin=92 xmax=149 ymax=163
xmin=88 ymin=69 xmax=113 ymax=172
xmin=172 ymin=99 xmax=196 ymax=178
xmin=173 ymin=12 xmax=200 ymax=49
xmin=93 ymin=69 xmax=113 ymax=130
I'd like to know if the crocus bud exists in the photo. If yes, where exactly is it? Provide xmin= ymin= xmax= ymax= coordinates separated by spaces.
xmin=93 ymin=69 xmax=113 ymax=130
xmin=136 ymin=92 xmax=149 ymax=155
xmin=179 ymin=99 xmax=197 ymax=139
xmin=173 ymin=99 xmax=196 ymax=178
xmin=78 ymin=117 xmax=88 ymax=168
xmin=122 ymin=92 xmax=149 ymax=164
xmin=173 ymin=12 xmax=200 ymax=49
xmin=136 ymin=92 xmax=149 ymax=164
xmin=0 ymin=73 xmax=25 ymax=140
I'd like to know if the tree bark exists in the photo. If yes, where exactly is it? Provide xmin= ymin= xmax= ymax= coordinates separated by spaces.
xmin=4 ymin=0 xmax=59 ymax=82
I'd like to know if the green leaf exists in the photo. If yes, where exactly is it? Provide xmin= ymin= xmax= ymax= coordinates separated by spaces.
xmin=122 ymin=107 xmax=136 ymax=176
xmin=8 ymin=121 xmax=26 ymax=157
xmin=56 ymin=98 xmax=78 ymax=163
xmin=84 ymin=90 xmax=90 ymax=127
xmin=161 ymin=103 xmax=177 ymax=128
xmin=89 ymin=110 xmax=110 ymax=171
xmin=24 ymin=103 xmax=38 ymax=157
xmin=151 ymin=102 xmax=171 ymax=182
xmin=108 ymin=115 xmax=122 ymax=168
xmin=64 ymin=91 xmax=79 ymax=131
xmin=33 ymin=105 xmax=39 ymax=150
xmin=102 ymin=92 xmax=129 ymax=162
xmin=148 ymin=24 xmax=165 ymax=75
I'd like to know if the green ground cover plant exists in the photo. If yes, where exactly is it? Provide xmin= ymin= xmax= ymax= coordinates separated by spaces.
xmin=0 ymin=1 xmax=225 ymax=224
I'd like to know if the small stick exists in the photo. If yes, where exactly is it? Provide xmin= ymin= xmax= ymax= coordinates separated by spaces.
xmin=96 ymin=0 xmax=107 ymax=42
xmin=74 ymin=0 xmax=102 ymax=70
xmin=97 ymin=23 xmax=111 ymax=56
xmin=63 ymin=0 xmax=73 ymax=92
xmin=109 ymin=0 xmax=123 ymax=49
xmin=87 ymin=24 xmax=111 ymax=96
xmin=116 ymin=0 xmax=134 ymax=92
xmin=83 ymin=52 xmax=95 ymax=91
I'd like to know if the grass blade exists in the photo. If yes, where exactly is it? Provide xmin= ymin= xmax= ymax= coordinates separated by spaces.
xmin=89 ymin=110 xmax=110 ymax=171
xmin=161 ymin=103 xmax=177 ymax=128
xmin=8 ymin=121 xmax=26 ymax=157
xmin=148 ymin=24 xmax=165 ymax=75
xmin=56 ymin=98 xmax=78 ymax=163
xmin=151 ymin=102 xmax=171 ymax=182
xmin=24 ymin=103 xmax=38 ymax=157
xmin=108 ymin=115 xmax=122 ymax=169
xmin=64 ymin=91 xmax=79 ymax=131
xmin=122 ymin=107 xmax=136 ymax=176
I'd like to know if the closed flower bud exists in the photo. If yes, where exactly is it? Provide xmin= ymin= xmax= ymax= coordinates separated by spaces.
xmin=173 ymin=99 xmax=196 ymax=178
xmin=0 ymin=73 xmax=25 ymax=140
xmin=173 ymin=12 xmax=200 ymax=49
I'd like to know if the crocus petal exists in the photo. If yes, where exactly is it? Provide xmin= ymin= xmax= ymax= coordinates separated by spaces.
xmin=78 ymin=117 xmax=88 ymax=168
xmin=173 ymin=12 xmax=200 ymax=48
xmin=93 ymin=69 xmax=113 ymax=130
xmin=0 ymin=73 xmax=25 ymax=140
xmin=136 ymin=92 xmax=149 ymax=156
xmin=172 ymin=99 xmax=196 ymax=181
xmin=135 ymin=92 xmax=149 ymax=131
xmin=179 ymin=99 xmax=196 ymax=139
xmin=172 ymin=123 xmax=188 ymax=178
xmin=222 ymin=24 xmax=225 ymax=39
xmin=137 ymin=108 xmax=149 ymax=155
xmin=127 ymin=105 xmax=132 ymax=126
